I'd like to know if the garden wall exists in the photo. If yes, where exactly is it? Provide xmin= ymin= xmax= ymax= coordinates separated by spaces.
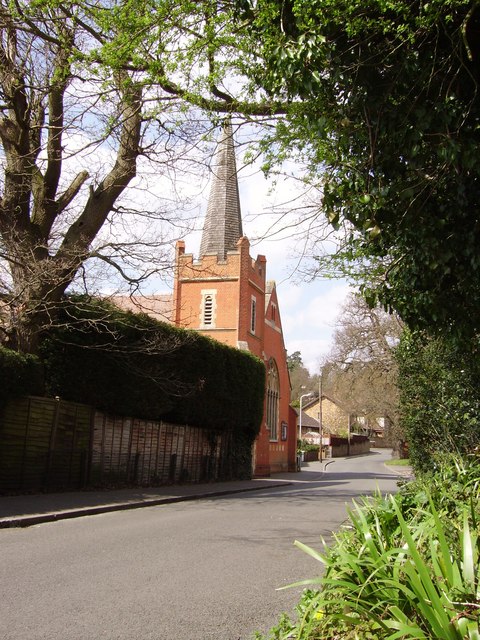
xmin=330 ymin=434 xmax=370 ymax=457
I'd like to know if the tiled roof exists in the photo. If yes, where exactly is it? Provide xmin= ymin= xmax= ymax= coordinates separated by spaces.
xmin=199 ymin=120 xmax=243 ymax=260
xmin=111 ymin=294 xmax=173 ymax=323
xmin=294 ymin=408 xmax=320 ymax=429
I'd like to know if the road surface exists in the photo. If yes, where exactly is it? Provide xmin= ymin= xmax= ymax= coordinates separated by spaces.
xmin=0 ymin=449 xmax=401 ymax=640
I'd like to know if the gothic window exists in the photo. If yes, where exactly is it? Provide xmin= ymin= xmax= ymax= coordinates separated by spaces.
xmin=250 ymin=295 xmax=256 ymax=334
xmin=266 ymin=359 xmax=280 ymax=441
xmin=201 ymin=290 xmax=216 ymax=328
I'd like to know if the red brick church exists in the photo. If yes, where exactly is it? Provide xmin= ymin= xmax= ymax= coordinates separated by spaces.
xmin=117 ymin=123 xmax=296 ymax=476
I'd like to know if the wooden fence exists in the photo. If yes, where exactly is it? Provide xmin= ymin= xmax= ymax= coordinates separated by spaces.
xmin=0 ymin=396 xmax=231 ymax=493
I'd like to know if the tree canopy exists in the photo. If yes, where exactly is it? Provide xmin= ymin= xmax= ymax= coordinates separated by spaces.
xmin=4 ymin=0 xmax=480 ymax=355
xmin=231 ymin=0 xmax=480 ymax=342
xmin=326 ymin=293 xmax=403 ymax=440
xmin=0 ymin=0 xmax=280 ymax=353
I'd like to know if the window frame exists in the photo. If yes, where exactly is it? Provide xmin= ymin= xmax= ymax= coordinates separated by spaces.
xmin=266 ymin=358 xmax=280 ymax=441
xmin=250 ymin=295 xmax=256 ymax=334
xmin=200 ymin=289 xmax=217 ymax=328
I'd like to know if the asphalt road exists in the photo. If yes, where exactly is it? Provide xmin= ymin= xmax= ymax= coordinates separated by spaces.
xmin=0 ymin=450 xmax=400 ymax=640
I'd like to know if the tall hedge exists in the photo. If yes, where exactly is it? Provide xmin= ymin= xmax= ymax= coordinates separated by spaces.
xmin=40 ymin=299 xmax=265 ymax=438
xmin=396 ymin=330 xmax=480 ymax=472
xmin=0 ymin=346 xmax=44 ymax=408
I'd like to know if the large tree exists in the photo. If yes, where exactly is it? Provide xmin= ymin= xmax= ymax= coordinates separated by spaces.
xmin=287 ymin=350 xmax=319 ymax=403
xmin=326 ymin=293 xmax=403 ymax=441
xmin=230 ymin=0 xmax=480 ymax=343
xmin=0 ymin=0 xmax=281 ymax=354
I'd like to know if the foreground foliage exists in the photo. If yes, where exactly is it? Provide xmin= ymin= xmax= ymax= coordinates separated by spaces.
xmin=396 ymin=330 xmax=480 ymax=473
xmin=256 ymin=456 xmax=480 ymax=640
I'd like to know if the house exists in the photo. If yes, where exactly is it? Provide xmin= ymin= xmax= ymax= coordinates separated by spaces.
xmin=303 ymin=394 xmax=352 ymax=437
xmin=296 ymin=408 xmax=320 ymax=441
xmin=115 ymin=122 xmax=296 ymax=477
xmin=299 ymin=395 xmax=371 ymax=457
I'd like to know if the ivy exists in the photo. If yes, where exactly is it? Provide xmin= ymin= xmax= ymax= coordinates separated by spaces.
xmin=396 ymin=330 xmax=480 ymax=472
xmin=238 ymin=0 xmax=480 ymax=343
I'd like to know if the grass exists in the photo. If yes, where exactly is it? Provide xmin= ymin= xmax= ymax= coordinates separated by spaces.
xmin=385 ymin=458 xmax=411 ymax=466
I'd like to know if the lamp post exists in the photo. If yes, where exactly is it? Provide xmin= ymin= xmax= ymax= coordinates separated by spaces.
xmin=299 ymin=393 xmax=313 ymax=468
xmin=347 ymin=413 xmax=351 ymax=456
xmin=319 ymin=373 xmax=323 ymax=463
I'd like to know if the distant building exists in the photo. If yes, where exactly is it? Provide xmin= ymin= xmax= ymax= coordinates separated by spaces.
xmin=303 ymin=394 xmax=351 ymax=437
xmin=296 ymin=408 xmax=320 ymax=440
xmin=302 ymin=395 xmax=385 ymax=440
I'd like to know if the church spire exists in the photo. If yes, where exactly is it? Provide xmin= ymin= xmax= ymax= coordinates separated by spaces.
xmin=199 ymin=120 xmax=243 ymax=260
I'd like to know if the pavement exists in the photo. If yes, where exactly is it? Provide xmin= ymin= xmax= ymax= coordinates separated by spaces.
xmin=0 ymin=457 xmax=413 ymax=529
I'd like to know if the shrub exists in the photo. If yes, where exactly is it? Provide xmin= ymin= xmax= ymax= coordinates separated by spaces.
xmin=396 ymin=330 xmax=480 ymax=473
xmin=40 ymin=298 xmax=265 ymax=436
xmin=257 ymin=455 xmax=480 ymax=640
xmin=0 ymin=346 xmax=44 ymax=408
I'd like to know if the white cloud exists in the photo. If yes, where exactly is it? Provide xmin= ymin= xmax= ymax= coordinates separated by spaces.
xmin=234 ymin=158 xmax=352 ymax=373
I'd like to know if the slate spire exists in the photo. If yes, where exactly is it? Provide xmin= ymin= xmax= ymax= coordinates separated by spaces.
xmin=199 ymin=120 xmax=243 ymax=259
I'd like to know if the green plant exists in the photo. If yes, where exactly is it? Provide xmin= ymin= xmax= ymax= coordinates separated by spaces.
xmin=259 ymin=456 xmax=480 ymax=640
xmin=383 ymin=501 xmax=480 ymax=639
xmin=40 ymin=298 xmax=265 ymax=435
xmin=0 ymin=346 xmax=44 ymax=409
xmin=396 ymin=330 xmax=480 ymax=473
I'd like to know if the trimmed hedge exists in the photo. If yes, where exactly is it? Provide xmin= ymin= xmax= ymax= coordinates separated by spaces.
xmin=40 ymin=298 xmax=265 ymax=438
xmin=0 ymin=346 xmax=44 ymax=408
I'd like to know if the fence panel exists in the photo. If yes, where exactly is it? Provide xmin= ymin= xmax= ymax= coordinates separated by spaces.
xmin=0 ymin=397 xmax=93 ymax=491
xmin=1 ymin=397 xmax=233 ymax=493
xmin=90 ymin=413 xmax=225 ymax=487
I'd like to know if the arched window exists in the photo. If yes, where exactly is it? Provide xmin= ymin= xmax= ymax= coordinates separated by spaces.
xmin=266 ymin=359 xmax=280 ymax=441
xmin=250 ymin=295 xmax=256 ymax=334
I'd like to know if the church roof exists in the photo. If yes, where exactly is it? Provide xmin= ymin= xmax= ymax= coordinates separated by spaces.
xmin=199 ymin=121 xmax=243 ymax=260
xmin=265 ymin=280 xmax=275 ymax=310
xmin=111 ymin=294 xmax=173 ymax=323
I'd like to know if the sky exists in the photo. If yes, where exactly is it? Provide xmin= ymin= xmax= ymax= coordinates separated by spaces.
xmin=71 ymin=118 xmax=353 ymax=374
xmin=177 ymin=150 xmax=353 ymax=375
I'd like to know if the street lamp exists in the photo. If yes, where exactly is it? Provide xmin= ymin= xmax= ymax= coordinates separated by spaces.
xmin=319 ymin=372 xmax=323 ymax=463
xmin=299 ymin=392 xmax=314 ymax=464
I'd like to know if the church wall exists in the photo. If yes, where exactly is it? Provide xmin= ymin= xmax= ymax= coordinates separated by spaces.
xmin=173 ymin=244 xmax=297 ymax=476
xmin=263 ymin=291 xmax=296 ymax=474
xmin=175 ymin=278 xmax=240 ymax=339
xmin=236 ymin=239 xmax=266 ymax=359
xmin=174 ymin=247 xmax=242 ymax=345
